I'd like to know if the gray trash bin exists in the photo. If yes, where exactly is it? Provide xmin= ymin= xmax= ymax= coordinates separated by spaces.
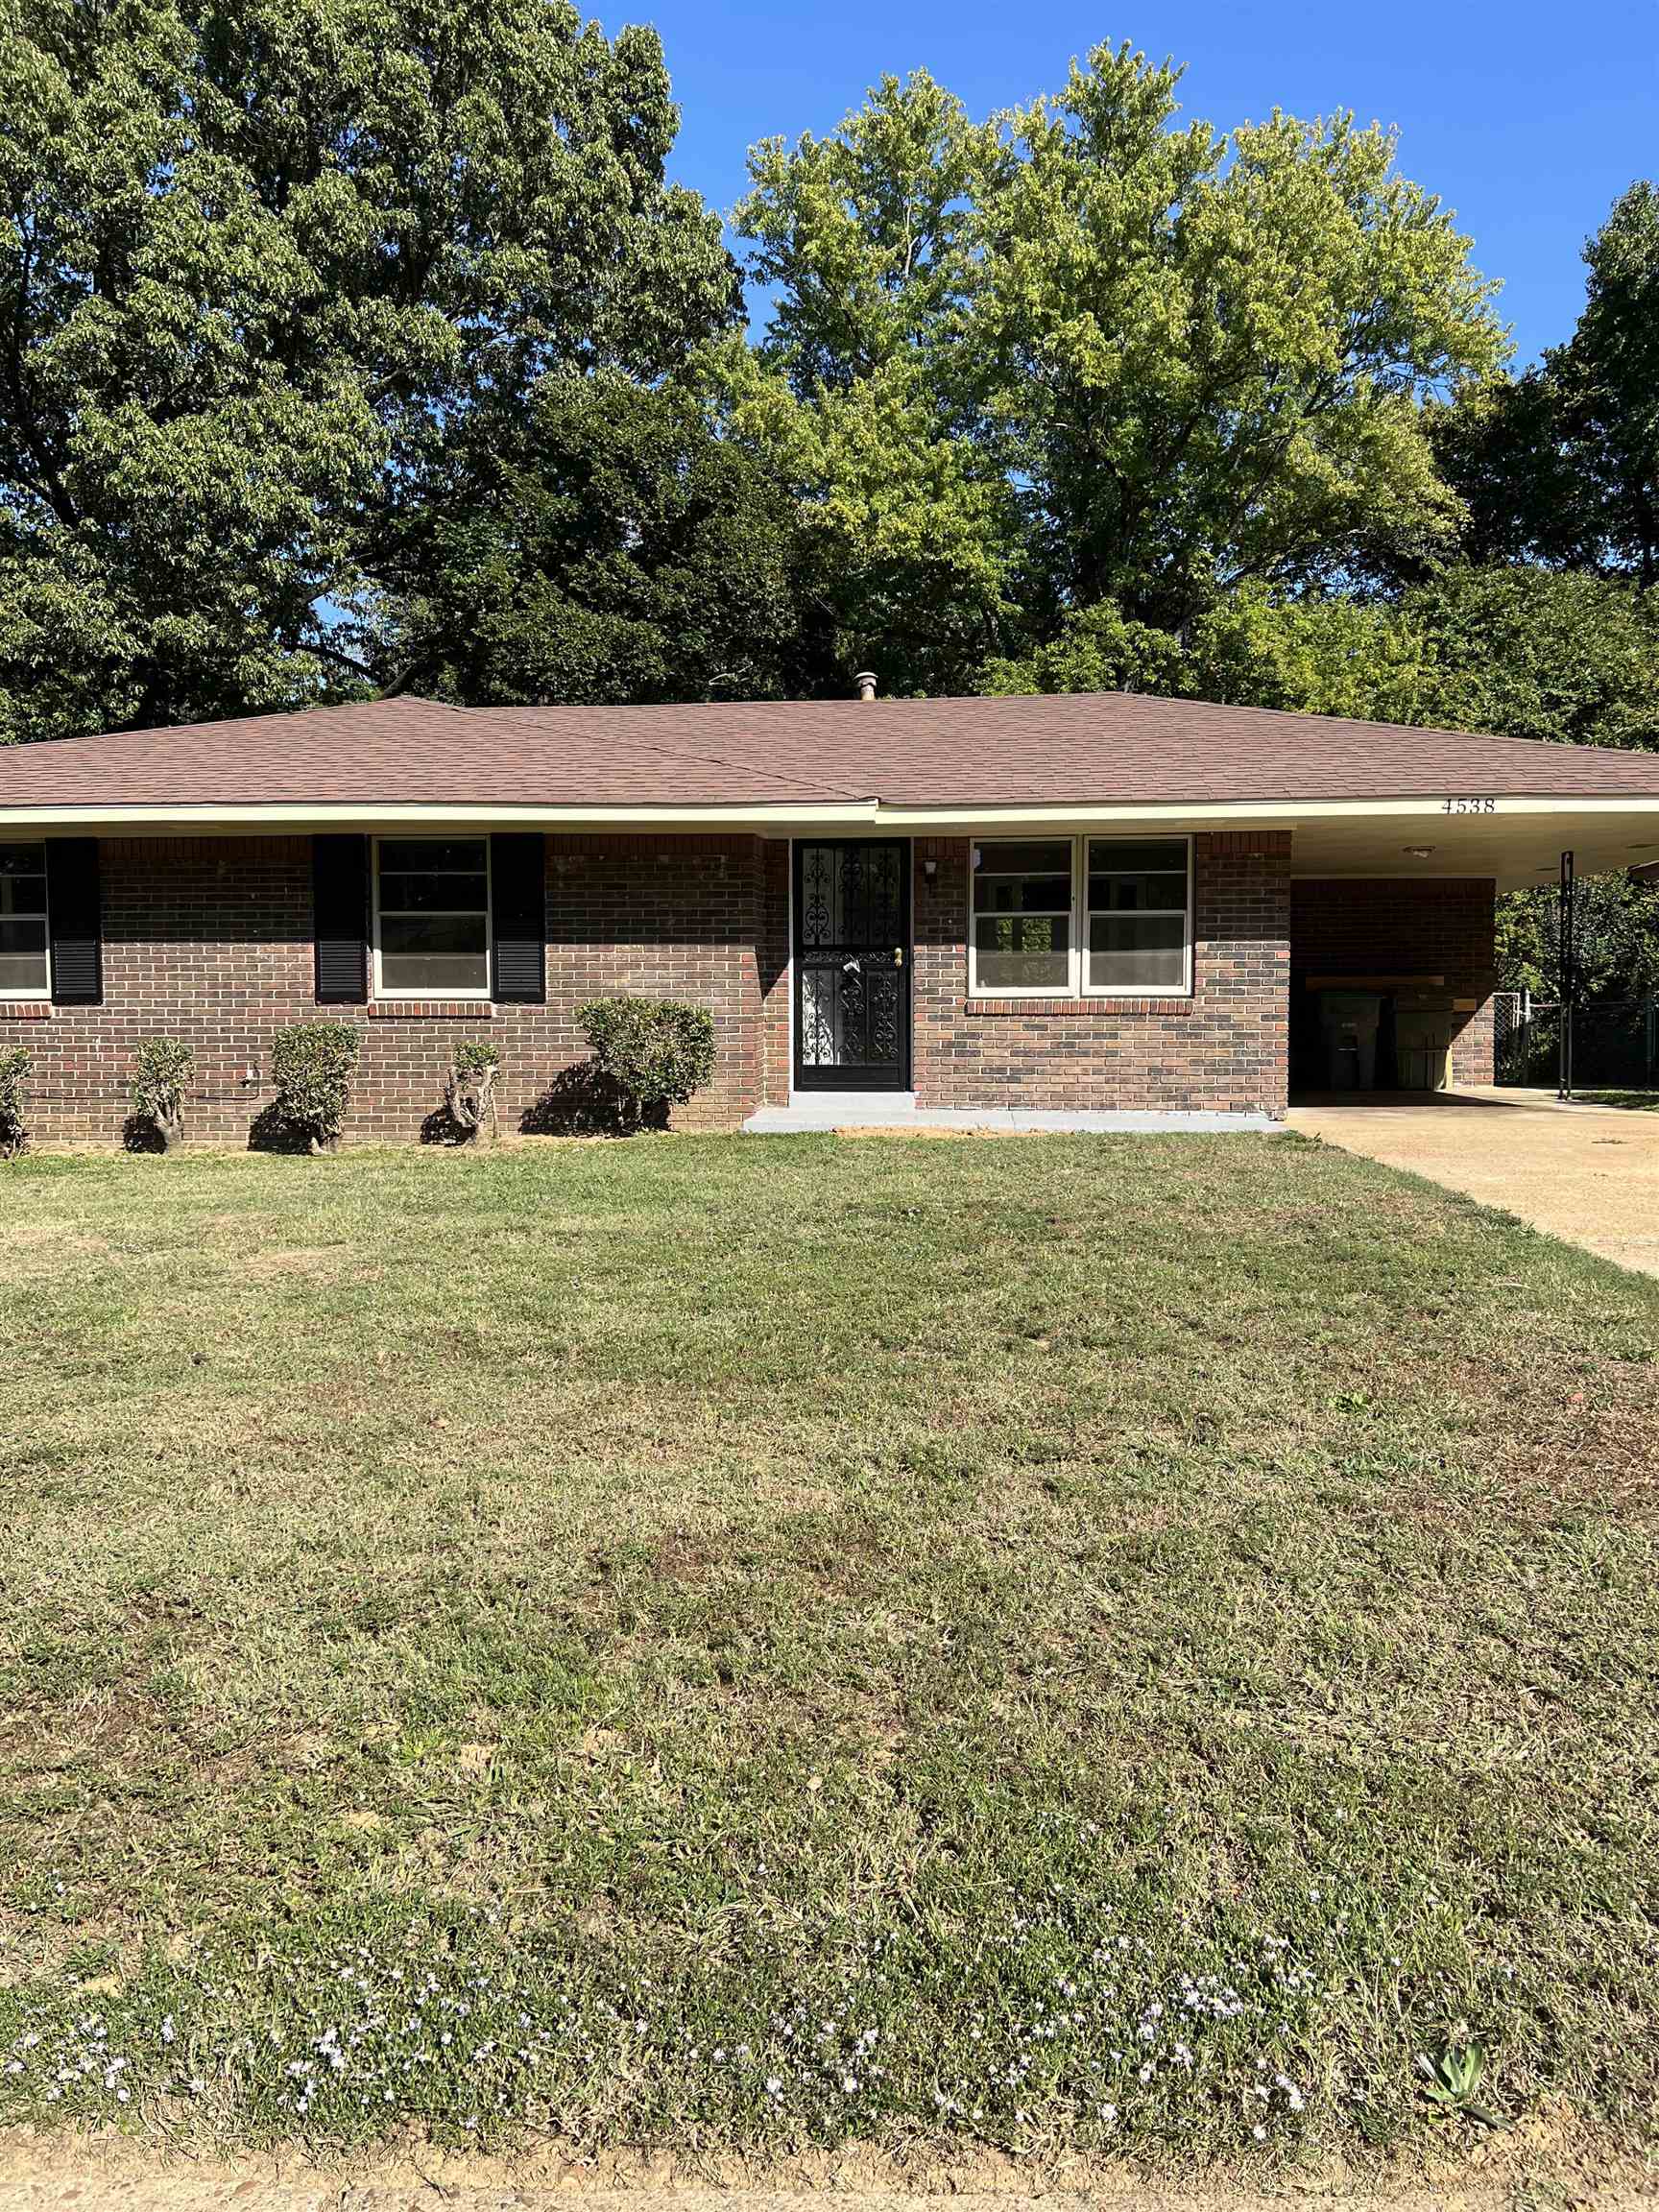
xmin=1318 ymin=990 xmax=1382 ymax=1091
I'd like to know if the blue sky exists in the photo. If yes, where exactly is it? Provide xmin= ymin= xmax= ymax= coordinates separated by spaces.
xmin=638 ymin=0 xmax=1657 ymax=367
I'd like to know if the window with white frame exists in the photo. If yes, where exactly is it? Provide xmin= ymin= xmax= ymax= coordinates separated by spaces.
xmin=970 ymin=835 xmax=1191 ymax=998
xmin=1085 ymin=837 xmax=1191 ymax=994
xmin=0 ymin=842 xmax=49 ymax=998
xmin=971 ymin=838 xmax=1074 ymax=994
xmin=373 ymin=837 xmax=492 ymax=998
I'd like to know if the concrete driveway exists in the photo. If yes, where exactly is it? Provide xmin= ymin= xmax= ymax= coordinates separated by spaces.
xmin=1287 ymin=1088 xmax=1659 ymax=1277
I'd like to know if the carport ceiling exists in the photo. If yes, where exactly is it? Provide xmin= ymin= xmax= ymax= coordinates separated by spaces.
xmin=1280 ymin=804 xmax=1659 ymax=890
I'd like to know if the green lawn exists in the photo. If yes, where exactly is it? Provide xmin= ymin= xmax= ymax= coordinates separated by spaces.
xmin=1576 ymin=1088 xmax=1659 ymax=1112
xmin=2 ymin=1135 xmax=1657 ymax=2164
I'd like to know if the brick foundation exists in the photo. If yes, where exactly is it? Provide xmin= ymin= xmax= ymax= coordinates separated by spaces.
xmin=1290 ymin=878 xmax=1498 ymax=1089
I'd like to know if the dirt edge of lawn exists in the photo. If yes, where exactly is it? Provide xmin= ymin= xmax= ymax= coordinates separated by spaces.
xmin=3 ymin=2117 xmax=1656 ymax=2211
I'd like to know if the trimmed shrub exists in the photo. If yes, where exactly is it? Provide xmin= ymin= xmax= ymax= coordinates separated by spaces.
xmin=0 ymin=1046 xmax=31 ymax=1159
xmin=268 ymin=1023 xmax=360 ymax=1155
xmin=576 ymin=997 xmax=714 ymax=1132
xmin=129 ymin=1037 xmax=194 ymax=1152
xmin=442 ymin=1040 xmax=501 ymax=1143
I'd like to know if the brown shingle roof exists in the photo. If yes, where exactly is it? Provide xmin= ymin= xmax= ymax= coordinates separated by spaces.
xmin=4 ymin=690 xmax=1659 ymax=812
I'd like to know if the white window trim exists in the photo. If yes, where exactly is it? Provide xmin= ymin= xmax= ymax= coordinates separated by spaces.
xmin=372 ymin=833 xmax=493 ymax=1002
xmin=969 ymin=836 xmax=1077 ymax=998
xmin=1082 ymin=831 xmax=1193 ymax=999
xmin=0 ymin=840 xmax=51 ymax=1001
xmin=969 ymin=833 xmax=1193 ymax=1000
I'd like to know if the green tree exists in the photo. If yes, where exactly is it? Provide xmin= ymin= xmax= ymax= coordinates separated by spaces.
xmin=1496 ymin=872 xmax=1659 ymax=1004
xmin=1435 ymin=180 xmax=1659 ymax=584
xmin=980 ymin=50 xmax=1504 ymax=621
xmin=0 ymin=0 xmax=736 ymax=740
xmin=1554 ymin=180 xmax=1659 ymax=585
xmin=1403 ymin=565 xmax=1659 ymax=750
xmin=729 ymin=46 xmax=1505 ymax=678
xmin=982 ymin=587 xmax=1432 ymax=722
xmin=720 ymin=72 xmax=1017 ymax=693
xmin=384 ymin=372 xmax=825 ymax=706
xmin=986 ymin=567 xmax=1659 ymax=745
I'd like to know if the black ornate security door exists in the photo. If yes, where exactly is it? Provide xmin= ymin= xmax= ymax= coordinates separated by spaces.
xmin=793 ymin=840 xmax=911 ymax=1090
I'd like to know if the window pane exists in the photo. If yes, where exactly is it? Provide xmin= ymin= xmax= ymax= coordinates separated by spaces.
xmin=381 ymin=913 xmax=488 ymax=960
xmin=1088 ymin=913 xmax=1186 ymax=991
xmin=379 ymin=871 xmax=489 ymax=914
xmin=974 ymin=872 xmax=1071 ymax=915
xmin=0 ymin=878 xmax=46 ymax=919
xmin=1088 ymin=869 xmax=1188 ymax=913
xmin=0 ymin=954 xmax=49 ymax=993
xmin=0 ymin=843 xmax=46 ymax=878
xmin=973 ymin=841 xmax=1072 ymax=914
xmin=376 ymin=839 xmax=490 ymax=995
xmin=380 ymin=838 xmax=488 ymax=875
xmin=974 ymin=914 xmax=1070 ymax=991
xmin=0 ymin=917 xmax=46 ymax=956
xmin=0 ymin=870 xmax=46 ymax=917
xmin=1086 ymin=839 xmax=1188 ymax=877
xmin=381 ymin=952 xmax=492 ymax=994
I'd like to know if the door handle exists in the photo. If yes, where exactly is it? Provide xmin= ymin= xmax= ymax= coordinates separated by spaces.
xmin=894 ymin=948 xmax=904 ymax=968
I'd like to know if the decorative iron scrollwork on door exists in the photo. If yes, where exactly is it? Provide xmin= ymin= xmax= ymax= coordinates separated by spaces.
xmin=793 ymin=842 xmax=911 ymax=1087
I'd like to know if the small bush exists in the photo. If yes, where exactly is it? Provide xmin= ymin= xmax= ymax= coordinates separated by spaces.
xmin=267 ymin=1023 xmax=360 ymax=1155
xmin=440 ymin=1040 xmax=501 ymax=1144
xmin=0 ymin=1046 xmax=31 ymax=1159
xmin=129 ymin=1037 xmax=194 ymax=1151
xmin=576 ymin=997 xmax=714 ymax=1132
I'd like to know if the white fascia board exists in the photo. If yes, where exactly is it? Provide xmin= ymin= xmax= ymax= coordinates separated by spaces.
xmin=0 ymin=801 xmax=880 ymax=831
xmin=874 ymin=796 xmax=1659 ymax=827
xmin=6 ymin=795 xmax=1659 ymax=833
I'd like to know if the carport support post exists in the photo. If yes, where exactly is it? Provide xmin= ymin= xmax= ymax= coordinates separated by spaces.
xmin=1558 ymin=850 xmax=1575 ymax=1101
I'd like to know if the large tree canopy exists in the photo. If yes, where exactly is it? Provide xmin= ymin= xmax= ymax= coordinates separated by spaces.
xmin=1434 ymin=181 xmax=1659 ymax=584
xmin=726 ymin=45 xmax=1506 ymax=684
xmin=0 ymin=0 xmax=736 ymax=738
xmin=381 ymin=372 xmax=823 ymax=706
xmin=982 ymin=566 xmax=1659 ymax=752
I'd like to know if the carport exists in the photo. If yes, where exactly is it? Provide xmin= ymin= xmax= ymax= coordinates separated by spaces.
xmin=1287 ymin=794 xmax=1659 ymax=1103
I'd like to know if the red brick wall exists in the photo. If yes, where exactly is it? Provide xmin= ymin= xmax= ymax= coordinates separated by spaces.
xmin=757 ymin=838 xmax=791 ymax=1109
xmin=2 ymin=833 xmax=769 ymax=1145
xmin=1290 ymin=878 xmax=1498 ymax=1088
xmin=3 ymin=826 xmax=1349 ymax=1143
xmin=904 ymin=830 xmax=1291 ymax=1115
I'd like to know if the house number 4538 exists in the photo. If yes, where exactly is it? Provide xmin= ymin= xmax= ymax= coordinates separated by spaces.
xmin=1442 ymin=797 xmax=1498 ymax=813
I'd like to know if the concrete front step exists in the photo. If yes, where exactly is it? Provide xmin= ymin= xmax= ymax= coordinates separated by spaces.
xmin=744 ymin=1098 xmax=1284 ymax=1134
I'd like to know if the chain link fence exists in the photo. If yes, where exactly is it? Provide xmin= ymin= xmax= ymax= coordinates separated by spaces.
xmin=1496 ymin=992 xmax=1659 ymax=1093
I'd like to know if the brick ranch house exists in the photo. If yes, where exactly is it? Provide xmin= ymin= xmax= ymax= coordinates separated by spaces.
xmin=3 ymin=690 xmax=1659 ymax=1142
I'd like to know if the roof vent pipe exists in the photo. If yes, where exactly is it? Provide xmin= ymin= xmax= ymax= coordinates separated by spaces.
xmin=854 ymin=670 xmax=878 ymax=703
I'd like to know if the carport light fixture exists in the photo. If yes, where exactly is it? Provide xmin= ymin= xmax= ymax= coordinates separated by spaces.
xmin=1402 ymin=845 xmax=1435 ymax=858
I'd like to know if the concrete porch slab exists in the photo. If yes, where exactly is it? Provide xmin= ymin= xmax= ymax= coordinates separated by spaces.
xmin=744 ymin=1101 xmax=1284 ymax=1135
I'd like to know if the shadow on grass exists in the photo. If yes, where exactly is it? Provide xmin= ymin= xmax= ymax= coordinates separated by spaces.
xmin=518 ymin=1063 xmax=664 ymax=1137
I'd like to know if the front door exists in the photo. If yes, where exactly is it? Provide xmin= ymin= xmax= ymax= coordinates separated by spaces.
xmin=793 ymin=840 xmax=911 ymax=1091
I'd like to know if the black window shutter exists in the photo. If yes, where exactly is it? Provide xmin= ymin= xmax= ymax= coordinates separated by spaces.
xmin=313 ymin=834 xmax=369 ymax=1003
xmin=491 ymin=833 xmax=545 ymax=1002
xmin=47 ymin=839 xmax=103 ymax=1006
